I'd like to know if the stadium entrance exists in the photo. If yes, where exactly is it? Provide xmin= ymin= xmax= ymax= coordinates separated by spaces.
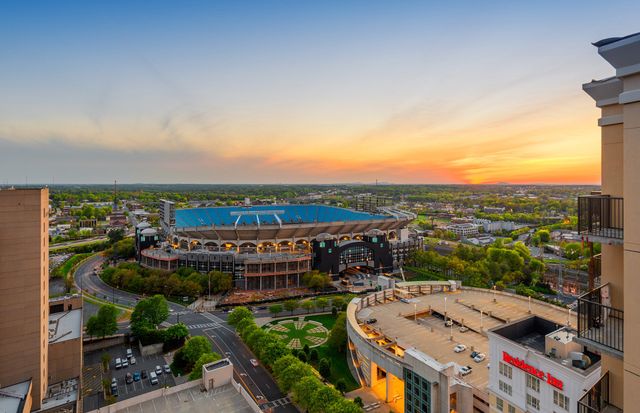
xmin=312 ymin=230 xmax=393 ymax=276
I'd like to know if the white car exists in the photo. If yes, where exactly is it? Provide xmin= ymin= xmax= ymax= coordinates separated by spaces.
xmin=130 ymin=356 xmax=136 ymax=365
xmin=445 ymin=320 xmax=453 ymax=327
xmin=473 ymin=353 xmax=486 ymax=363
xmin=459 ymin=326 xmax=469 ymax=333
xmin=453 ymin=344 xmax=467 ymax=353
xmin=250 ymin=359 xmax=259 ymax=367
xmin=459 ymin=366 xmax=473 ymax=376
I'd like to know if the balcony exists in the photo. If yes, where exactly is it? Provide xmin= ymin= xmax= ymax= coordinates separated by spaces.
xmin=578 ymin=372 xmax=622 ymax=413
xmin=576 ymin=284 xmax=623 ymax=357
xmin=578 ymin=195 xmax=623 ymax=242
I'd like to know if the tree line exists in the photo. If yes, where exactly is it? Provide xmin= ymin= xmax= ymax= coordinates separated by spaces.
xmin=228 ymin=307 xmax=360 ymax=413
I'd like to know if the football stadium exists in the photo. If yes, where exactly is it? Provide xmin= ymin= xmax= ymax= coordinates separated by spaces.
xmin=136 ymin=201 xmax=422 ymax=290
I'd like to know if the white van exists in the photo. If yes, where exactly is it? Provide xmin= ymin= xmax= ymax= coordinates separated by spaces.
xmin=149 ymin=371 xmax=158 ymax=385
xmin=115 ymin=358 xmax=122 ymax=369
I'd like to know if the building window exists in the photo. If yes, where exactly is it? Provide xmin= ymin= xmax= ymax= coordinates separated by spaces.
xmin=508 ymin=404 xmax=515 ymax=413
xmin=496 ymin=397 xmax=503 ymax=411
xmin=526 ymin=393 xmax=540 ymax=410
xmin=404 ymin=368 xmax=431 ymax=413
xmin=526 ymin=374 xmax=540 ymax=392
xmin=499 ymin=362 xmax=512 ymax=379
xmin=553 ymin=390 xmax=570 ymax=411
xmin=499 ymin=380 xmax=512 ymax=396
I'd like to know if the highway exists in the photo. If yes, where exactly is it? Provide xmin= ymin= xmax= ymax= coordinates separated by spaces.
xmin=74 ymin=255 xmax=297 ymax=412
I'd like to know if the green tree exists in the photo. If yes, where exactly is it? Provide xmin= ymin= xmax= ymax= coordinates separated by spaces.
xmin=269 ymin=304 xmax=283 ymax=318
xmin=163 ymin=323 xmax=189 ymax=342
xmin=301 ymin=300 xmax=314 ymax=314
xmin=228 ymin=306 xmax=254 ymax=327
xmin=86 ymin=304 xmax=118 ymax=338
xmin=563 ymin=242 xmax=583 ymax=260
xmin=318 ymin=358 xmax=331 ymax=379
xmin=292 ymin=376 xmax=322 ymax=411
xmin=309 ymin=348 xmax=319 ymax=362
xmin=537 ymin=229 xmax=551 ymax=243
xmin=310 ymin=385 xmax=341 ymax=413
xmin=331 ymin=296 xmax=345 ymax=310
xmin=107 ymin=228 xmax=125 ymax=244
xmin=335 ymin=378 xmax=347 ymax=394
xmin=101 ymin=353 xmax=111 ymax=372
xmin=283 ymin=299 xmax=299 ymax=315
xmin=315 ymin=297 xmax=329 ymax=311
xmin=188 ymin=352 xmax=221 ymax=380
xmin=130 ymin=295 xmax=169 ymax=335
xmin=327 ymin=312 xmax=347 ymax=353
xmin=209 ymin=271 xmax=233 ymax=293
xmin=278 ymin=360 xmax=314 ymax=393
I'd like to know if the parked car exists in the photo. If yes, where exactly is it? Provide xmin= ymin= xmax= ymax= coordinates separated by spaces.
xmin=453 ymin=344 xmax=467 ymax=353
xmin=111 ymin=377 xmax=117 ymax=388
xmin=149 ymin=371 xmax=158 ymax=385
xmin=133 ymin=372 xmax=141 ymax=382
xmin=459 ymin=326 xmax=469 ymax=333
xmin=400 ymin=298 xmax=410 ymax=304
xmin=164 ymin=364 xmax=171 ymax=374
xmin=445 ymin=319 xmax=453 ymax=327
xmin=111 ymin=384 xmax=118 ymax=397
xmin=126 ymin=348 xmax=133 ymax=359
xmin=141 ymin=369 xmax=148 ymax=379
xmin=130 ymin=356 xmax=136 ymax=365
xmin=459 ymin=366 xmax=473 ymax=376
xmin=473 ymin=353 xmax=486 ymax=363
xmin=115 ymin=358 xmax=122 ymax=369
xmin=125 ymin=373 xmax=133 ymax=384
xmin=365 ymin=318 xmax=377 ymax=324
xmin=155 ymin=365 xmax=163 ymax=375
xmin=250 ymin=359 xmax=259 ymax=367
xmin=121 ymin=359 xmax=128 ymax=368
xmin=470 ymin=351 xmax=479 ymax=359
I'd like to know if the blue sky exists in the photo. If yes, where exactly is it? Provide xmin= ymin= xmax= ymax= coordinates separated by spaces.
xmin=1 ymin=1 xmax=638 ymax=184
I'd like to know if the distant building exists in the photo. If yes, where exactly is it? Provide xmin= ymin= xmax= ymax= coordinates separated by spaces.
xmin=483 ymin=206 xmax=506 ymax=214
xmin=473 ymin=219 xmax=515 ymax=233
xmin=445 ymin=222 xmax=479 ymax=237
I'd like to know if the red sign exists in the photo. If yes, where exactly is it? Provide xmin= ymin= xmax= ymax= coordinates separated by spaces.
xmin=502 ymin=352 xmax=564 ymax=390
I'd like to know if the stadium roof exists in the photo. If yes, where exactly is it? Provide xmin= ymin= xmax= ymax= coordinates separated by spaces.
xmin=174 ymin=204 xmax=390 ymax=227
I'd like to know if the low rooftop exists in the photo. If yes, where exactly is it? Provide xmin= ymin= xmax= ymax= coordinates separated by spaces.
xmin=0 ymin=380 xmax=31 ymax=413
xmin=40 ymin=379 xmax=79 ymax=412
xmin=113 ymin=384 xmax=254 ymax=413
xmin=49 ymin=308 xmax=82 ymax=343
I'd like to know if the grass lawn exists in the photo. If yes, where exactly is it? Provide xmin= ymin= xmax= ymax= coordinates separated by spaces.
xmin=52 ymin=252 xmax=93 ymax=278
xmin=263 ymin=313 xmax=360 ymax=392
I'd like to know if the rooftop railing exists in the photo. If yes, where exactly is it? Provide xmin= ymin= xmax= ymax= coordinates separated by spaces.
xmin=578 ymin=195 xmax=623 ymax=240
xmin=578 ymin=372 xmax=622 ymax=413
xmin=577 ymin=284 xmax=623 ymax=355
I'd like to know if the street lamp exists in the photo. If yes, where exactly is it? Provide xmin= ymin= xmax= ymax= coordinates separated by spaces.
xmin=444 ymin=297 xmax=447 ymax=322
xmin=208 ymin=272 xmax=212 ymax=301
xmin=492 ymin=285 xmax=497 ymax=302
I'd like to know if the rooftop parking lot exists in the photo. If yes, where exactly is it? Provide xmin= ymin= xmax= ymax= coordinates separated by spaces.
xmin=355 ymin=287 xmax=576 ymax=391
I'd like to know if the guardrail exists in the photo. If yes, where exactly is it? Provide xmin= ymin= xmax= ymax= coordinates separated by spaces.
xmin=578 ymin=195 xmax=623 ymax=240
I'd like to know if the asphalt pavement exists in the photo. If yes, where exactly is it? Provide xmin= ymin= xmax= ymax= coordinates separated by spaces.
xmin=74 ymin=255 xmax=297 ymax=412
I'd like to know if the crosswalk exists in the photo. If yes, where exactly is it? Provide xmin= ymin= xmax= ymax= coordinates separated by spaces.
xmin=186 ymin=322 xmax=220 ymax=330
xmin=264 ymin=396 xmax=291 ymax=408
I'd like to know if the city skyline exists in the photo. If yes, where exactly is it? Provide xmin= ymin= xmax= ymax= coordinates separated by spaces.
xmin=1 ymin=1 xmax=639 ymax=185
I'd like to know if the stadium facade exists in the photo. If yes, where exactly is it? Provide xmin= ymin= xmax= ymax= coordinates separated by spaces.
xmin=136 ymin=201 xmax=422 ymax=290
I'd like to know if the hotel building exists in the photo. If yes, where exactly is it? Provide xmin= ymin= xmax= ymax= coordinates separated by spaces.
xmin=577 ymin=31 xmax=640 ymax=412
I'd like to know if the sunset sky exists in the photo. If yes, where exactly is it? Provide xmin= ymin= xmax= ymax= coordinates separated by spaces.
xmin=1 ymin=1 xmax=639 ymax=185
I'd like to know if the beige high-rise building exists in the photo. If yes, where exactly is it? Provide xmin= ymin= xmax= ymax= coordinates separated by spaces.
xmin=578 ymin=31 xmax=640 ymax=413
xmin=0 ymin=188 xmax=49 ymax=410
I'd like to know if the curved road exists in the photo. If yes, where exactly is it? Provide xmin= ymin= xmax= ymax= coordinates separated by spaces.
xmin=74 ymin=255 xmax=296 ymax=413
